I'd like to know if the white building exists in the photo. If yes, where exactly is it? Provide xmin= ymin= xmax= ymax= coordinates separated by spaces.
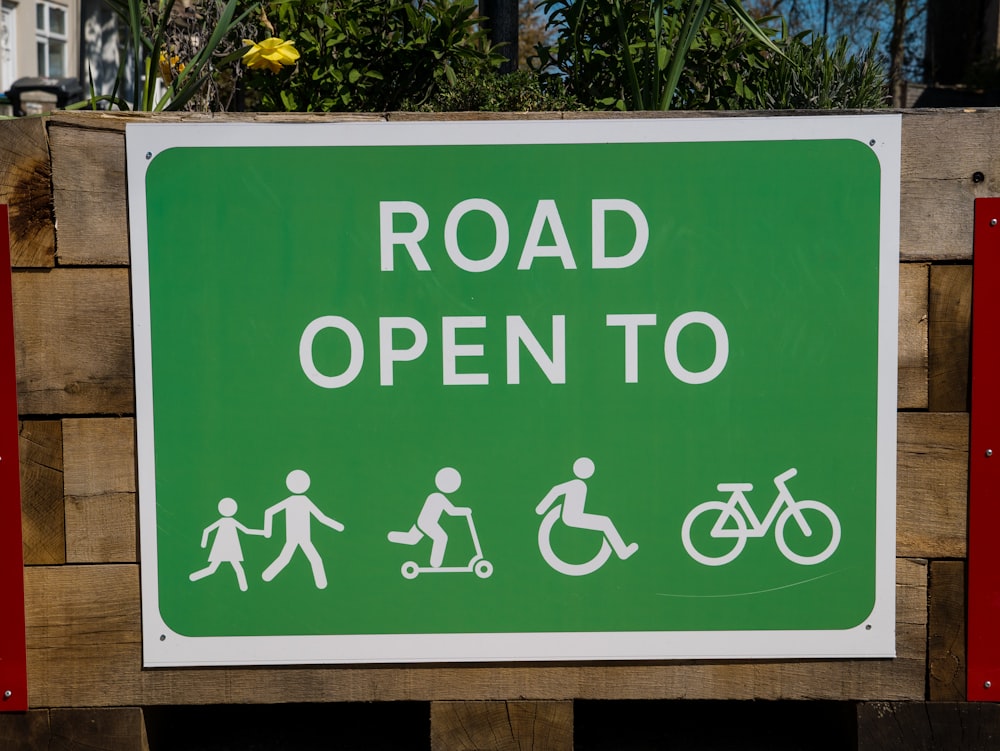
xmin=0 ymin=0 xmax=80 ymax=91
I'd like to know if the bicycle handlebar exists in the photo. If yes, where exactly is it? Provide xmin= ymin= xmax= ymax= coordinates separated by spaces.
xmin=774 ymin=467 xmax=798 ymax=487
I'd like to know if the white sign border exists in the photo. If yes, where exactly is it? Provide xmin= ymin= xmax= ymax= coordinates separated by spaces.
xmin=127 ymin=115 xmax=900 ymax=667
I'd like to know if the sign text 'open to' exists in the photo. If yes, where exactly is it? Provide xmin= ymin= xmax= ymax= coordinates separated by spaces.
xmin=299 ymin=312 xmax=729 ymax=388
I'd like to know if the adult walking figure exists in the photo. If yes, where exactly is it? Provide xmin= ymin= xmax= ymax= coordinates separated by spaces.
xmin=536 ymin=457 xmax=638 ymax=560
xmin=262 ymin=469 xmax=344 ymax=590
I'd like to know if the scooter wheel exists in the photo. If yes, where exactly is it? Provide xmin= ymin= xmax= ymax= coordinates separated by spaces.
xmin=402 ymin=561 xmax=419 ymax=580
xmin=474 ymin=559 xmax=493 ymax=579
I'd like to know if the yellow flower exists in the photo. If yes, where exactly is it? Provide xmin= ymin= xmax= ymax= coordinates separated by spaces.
xmin=242 ymin=37 xmax=300 ymax=73
xmin=158 ymin=52 xmax=183 ymax=84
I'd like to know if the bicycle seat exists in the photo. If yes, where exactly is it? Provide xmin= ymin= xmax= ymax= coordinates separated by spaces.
xmin=717 ymin=482 xmax=753 ymax=493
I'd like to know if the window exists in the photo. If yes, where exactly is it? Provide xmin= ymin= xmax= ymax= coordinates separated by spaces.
xmin=1 ymin=2 xmax=16 ymax=91
xmin=36 ymin=0 xmax=66 ymax=77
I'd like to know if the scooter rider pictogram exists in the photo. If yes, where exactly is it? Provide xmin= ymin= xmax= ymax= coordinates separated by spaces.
xmin=388 ymin=467 xmax=493 ymax=579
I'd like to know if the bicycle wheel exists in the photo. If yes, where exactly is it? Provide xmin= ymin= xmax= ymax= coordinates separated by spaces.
xmin=775 ymin=500 xmax=841 ymax=565
xmin=681 ymin=501 xmax=748 ymax=566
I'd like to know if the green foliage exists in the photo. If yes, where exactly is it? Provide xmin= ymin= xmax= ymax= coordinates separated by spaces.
xmin=755 ymin=33 xmax=888 ymax=109
xmin=87 ymin=0 xmax=251 ymax=111
xmin=534 ymin=0 xmax=780 ymax=110
xmin=244 ymin=0 xmax=504 ymax=111
xmin=87 ymin=0 xmax=888 ymax=114
xmin=534 ymin=0 xmax=888 ymax=111
xmin=676 ymin=19 xmax=888 ymax=109
xmin=669 ymin=8 xmax=779 ymax=108
xmin=402 ymin=65 xmax=584 ymax=111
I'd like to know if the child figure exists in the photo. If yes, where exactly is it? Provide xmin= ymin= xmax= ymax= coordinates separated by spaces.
xmin=189 ymin=497 xmax=265 ymax=592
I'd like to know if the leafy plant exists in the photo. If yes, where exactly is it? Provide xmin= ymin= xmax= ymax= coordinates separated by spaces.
xmin=80 ymin=0 xmax=254 ymax=111
xmin=673 ymin=17 xmax=887 ymax=109
xmin=243 ymin=0 xmax=504 ymax=112
xmin=755 ymin=32 xmax=888 ymax=110
xmin=534 ymin=0 xmax=781 ymax=110
xmin=402 ymin=64 xmax=583 ymax=111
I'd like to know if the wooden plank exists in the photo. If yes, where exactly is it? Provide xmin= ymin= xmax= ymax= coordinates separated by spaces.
xmin=23 ymin=559 xmax=926 ymax=706
xmin=898 ymin=262 xmax=928 ymax=409
xmin=431 ymin=701 xmax=572 ymax=751
xmin=18 ymin=420 xmax=64 ymax=565
xmin=49 ymin=125 xmax=128 ymax=265
xmin=0 ymin=118 xmax=54 ymax=268
xmin=901 ymin=110 xmax=1000 ymax=261
xmin=0 ymin=708 xmax=147 ymax=751
xmin=857 ymin=702 xmax=1000 ymax=751
xmin=46 ymin=110 xmax=388 ymax=133
xmin=65 ymin=493 xmax=136 ymax=563
xmin=11 ymin=268 xmax=134 ymax=415
xmin=62 ymin=418 xmax=135 ymax=496
xmin=929 ymin=264 xmax=972 ymax=412
xmin=44 ymin=109 xmax=993 ymax=265
xmin=0 ymin=710 xmax=51 ymax=750
xmin=897 ymin=412 xmax=968 ymax=558
xmin=929 ymin=560 xmax=966 ymax=701
xmin=48 ymin=708 xmax=148 ymax=751
xmin=62 ymin=418 xmax=136 ymax=562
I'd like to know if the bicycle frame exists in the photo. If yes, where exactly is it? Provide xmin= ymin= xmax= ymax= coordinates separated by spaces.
xmin=711 ymin=468 xmax=814 ymax=538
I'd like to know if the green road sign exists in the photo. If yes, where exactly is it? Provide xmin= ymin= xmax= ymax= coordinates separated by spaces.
xmin=129 ymin=117 xmax=899 ymax=666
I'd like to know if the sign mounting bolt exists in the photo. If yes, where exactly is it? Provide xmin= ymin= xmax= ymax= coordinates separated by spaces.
xmin=987 ymin=681 xmax=993 ymax=689
xmin=146 ymin=152 xmax=153 ymax=160
xmin=988 ymin=449 xmax=994 ymax=457
xmin=2 ymin=690 xmax=10 ymax=700
xmin=992 ymin=219 xmax=998 ymax=227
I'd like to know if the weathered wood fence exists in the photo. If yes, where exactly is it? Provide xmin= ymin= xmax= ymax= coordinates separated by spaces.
xmin=0 ymin=109 xmax=990 ymax=749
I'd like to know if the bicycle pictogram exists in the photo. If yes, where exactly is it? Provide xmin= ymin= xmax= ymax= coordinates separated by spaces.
xmin=681 ymin=468 xmax=840 ymax=566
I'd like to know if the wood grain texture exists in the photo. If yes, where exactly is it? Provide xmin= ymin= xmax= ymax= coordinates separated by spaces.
xmin=18 ymin=420 xmax=64 ymax=564
xmin=49 ymin=125 xmax=128 ymax=265
xmin=62 ymin=418 xmax=136 ymax=561
xmin=65 ymin=493 xmax=136 ymax=563
xmin=857 ymin=702 xmax=1000 ymax=751
xmin=48 ymin=708 xmax=149 ymax=751
xmin=11 ymin=268 xmax=134 ymax=415
xmin=901 ymin=110 xmax=1000 ymax=261
xmin=929 ymin=560 xmax=966 ymax=702
xmin=46 ymin=110 xmax=388 ymax=132
xmin=0 ymin=118 xmax=54 ymax=268
xmin=45 ymin=109 xmax=994 ymax=266
xmin=0 ymin=710 xmax=51 ymax=750
xmin=63 ymin=418 xmax=135 ymax=496
xmin=431 ymin=701 xmax=572 ymax=751
xmin=897 ymin=412 xmax=968 ymax=558
xmin=898 ymin=263 xmax=928 ymax=409
xmin=929 ymin=264 xmax=972 ymax=412
xmin=23 ymin=559 xmax=925 ymax=707
xmin=0 ymin=708 xmax=148 ymax=751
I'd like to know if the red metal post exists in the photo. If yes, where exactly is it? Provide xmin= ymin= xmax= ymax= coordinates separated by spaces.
xmin=968 ymin=197 xmax=1000 ymax=701
xmin=0 ymin=204 xmax=27 ymax=711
